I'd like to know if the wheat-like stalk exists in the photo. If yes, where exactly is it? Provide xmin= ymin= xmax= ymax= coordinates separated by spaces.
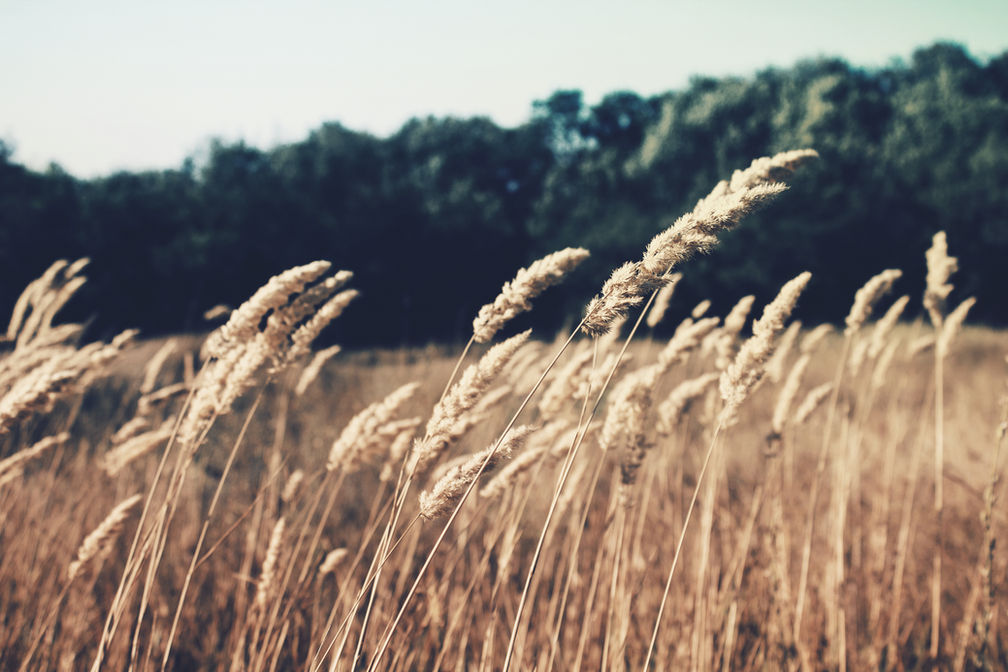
xmin=473 ymin=247 xmax=589 ymax=343
xmin=924 ymin=231 xmax=957 ymax=328
xmin=68 ymin=494 xmax=142 ymax=581
xmin=720 ymin=272 xmax=812 ymax=423
xmin=408 ymin=330 xmax=530 ymax=479
xmin=645 ymin=273 xmax=682 ymax=328
xmin=327 ymin=381 xmax=420 ymax=472
xmin=255 ymin=518 xmax=287 ymax=610
xmin=845 ymin=269 xmax=902 ymax=335
xmin=418 ymin=426 xmax=533 ymax=520
xmin=295 ymin=345 xmax=342 ymax=396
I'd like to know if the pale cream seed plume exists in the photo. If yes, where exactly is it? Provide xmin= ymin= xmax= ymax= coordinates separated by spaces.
xmin=68 ymin=494 xmax=142 ymax=580
xmin=656 ymin=373 xmax=719 ymax=436
xmin=869 ymin=295 xmax=910 ymax=358
xmin=103 ymin=422 xmax=173 ymax=477
xmin=871 ymin=340 xmax=901 ymax=391
xmin=418 ymin=426 xmax=533 ymax=520
xmin=137 ymin=382 xmax=189 ymax=416
xmin=379 ymin=423 xmax=422 ymax=483
xmin=203 ymin=261 xmax=332 ymax=360
xmin=845 ymin=269 xmax=902 ymax=335
xmin=765 ymin=320 xmax=802 ymax=384
xmin=658 ymin=316 xmax=720 ymax=369
xmin=408 ymin=330 xmax=530 ymax=478
xmin=479 ymin=420 xmax=570 ymax=499
xmin=937 ymin=297 xmax=976 ymax=358
xmin=772 ymin=354 xmax=811 ymax=435
xmin=582 ymin=150 xmax=817 ymax=336
xmin=924 ymin=231 xmax=957 ymax=328
xmin=801 ymin=324 xmax=834 ymax=354
xmin=140 ymin=339 xmax=177 ymax=395
xmin=720 ymin=272 xmax=812 ymax=423
xmin=849 ymin=337 xmax=872 ymax=376
xmin=907 ymin=335 xmax=936 ymax=358
xmin=111 ymin=416 xmax=150 ymax=444
xmin=327 ymin=381 xmax=420 ymax=472
xmin=645 ymin=273 xmax=682 ymax=328
xmin=601 ymin=365 xmax=662 ymax=500
xmin=281 ymin=470 xmax=304 ymax=503
xmin=583 ymin=263 xmax=648 ymax=337
xmin=0 ymin=432 xmax=69 ymax=486
xmin=715 ymin=295 xmax=756 ymax=370
xmin=538 ymin=347 xmax=595 ymax=417
xmin=691 ymin=299 xmax=712 ymax=319
xmin=287 ymin=288 xmax=358 ymax=362
xmin=255 ymin=518 xmax=286 ymax=610
xmin=6 ymin=260 xmax=68 ymax=342
xmin=294 ymin=345 xmax=342 ymax=396
xmin=472 ymin=247 xmax=589 ymax=343
xmin=794 ymin=383 xmax=833 ymax=425
xmin=318 ymin=548 xmax=349 ymax=577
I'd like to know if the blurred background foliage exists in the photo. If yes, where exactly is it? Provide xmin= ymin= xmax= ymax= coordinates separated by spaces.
xmin=2 ymin=42 xmax=1006 ymax=346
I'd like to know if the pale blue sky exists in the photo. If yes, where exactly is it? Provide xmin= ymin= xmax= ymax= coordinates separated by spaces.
xmin=2 ymin=0 xmax=1006 ymax=177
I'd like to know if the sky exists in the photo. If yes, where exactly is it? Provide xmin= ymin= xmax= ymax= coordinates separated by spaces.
xmin=2 ymin=0 xmax=1007 ymax=178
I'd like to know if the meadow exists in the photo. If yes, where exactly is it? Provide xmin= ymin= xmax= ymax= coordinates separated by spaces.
xmin=0 ymin=150 xmax=1004 ymax=671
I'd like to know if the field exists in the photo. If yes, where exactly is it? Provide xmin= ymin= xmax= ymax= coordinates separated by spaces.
xmin=1 ymin=151 xmax=1005 ymax=671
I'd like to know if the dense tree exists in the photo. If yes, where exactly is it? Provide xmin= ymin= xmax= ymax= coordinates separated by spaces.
xmin=1 ymin=42 xmax=1005 ymax=345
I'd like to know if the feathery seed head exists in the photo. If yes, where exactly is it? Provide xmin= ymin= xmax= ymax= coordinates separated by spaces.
xmin=924 ymin=231 xmax=957 ymax=328
xmin=845 ymin=269 xmax=902 ymax=335
xmin=473 ymin=247 xmax=589 ymax=343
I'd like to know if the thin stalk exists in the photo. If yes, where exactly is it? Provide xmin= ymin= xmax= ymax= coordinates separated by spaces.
xmin=503 ymin=283 xmax=663 ymax=672
xmin=930 ymin=346 xmax=944 ymax=659
xmin=161 ymin=385 xmax=268 ymax=669
xmin=366 ymin=323 xmax=584 ymax=672
xmin=642 ymin=419 xmax=725 ymax=671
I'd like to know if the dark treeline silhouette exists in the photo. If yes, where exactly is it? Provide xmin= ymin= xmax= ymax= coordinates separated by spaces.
xmin=2 ymin=42 xmax=1007 ymax=346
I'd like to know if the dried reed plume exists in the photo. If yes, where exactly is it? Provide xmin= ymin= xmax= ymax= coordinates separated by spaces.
xmin=0 ymin=432 xmax=69 ymax=487
xmin=657 ymin=373 xmax=719 ymax=435
xmin=295 ymin=345 xmax=342 ymax=396
xmin=601 ymin=365 xmax=661 ymax=498
xmin=140 ymin=339 xmax=177 ymax=394
xmin=772 ymin=354 xmax=811 ymax=435
xmin=203 ymin=261 xmax=335 ymax=360
xmin=319 ymin=548 xmax=349 ymax=577
xmin=715 ymin=295 xmax=756 ymax=369
xmin=801 ymin=323 xmax=833 ymax=353
xmin=794 ymin=382 xmax=832 ymax=424
xmin=255 ymin=518 xmax=286 ymax=609
xmin=720 ymin=272 xmax=811 ymax=423
xmin=845 ymin=269 xmax=902 ymax=335
xmin=472 ymin=247 xmax=589 ymax=343
xmin=924 ymin=231 xmax=957 ymax=327
xmin=327 ymin=381 xmax=420 ymax=472
xmin=102 ymin=422 xmax=173 ymax=476
xmin=582 ymin=149 xmax=818 ymax=336
xmin=658 ymin=316 xmax=720 ymax=368
xmin=645 ymin=273 xmax=682 ymax=328
xmin=418 ymin=426 xmax=533 ymax=520
xmin=869 ymin=295 xmax=910 ymax=358
xmin=691 ymin=299 xmax=711 ymax=319
xmin=281 ymin=470 xmax=305 ymax=503
xmin=766 ymin=320 xmax=802 ymax=383
xmin=67 ymin=494 xmax=142 ymax=580
xmin=408 ymin=330 xmax=530 ymax=478
xmin=479 ymin=421 xmax=570 ymax=499
xmin=937 ymin=297 xmax=976 ymax=358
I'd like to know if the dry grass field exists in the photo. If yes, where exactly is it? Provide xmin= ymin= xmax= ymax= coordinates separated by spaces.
xmin=1 ymin=150 xmax=1005 ymax=671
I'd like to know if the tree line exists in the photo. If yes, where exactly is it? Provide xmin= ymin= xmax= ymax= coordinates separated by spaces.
xmin=2 ymin=42 xmax=1006 ymax=346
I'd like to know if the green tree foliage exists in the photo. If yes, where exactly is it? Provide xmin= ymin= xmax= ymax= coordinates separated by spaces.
xmin=1 ymin=42 xmax=1005 ymax=344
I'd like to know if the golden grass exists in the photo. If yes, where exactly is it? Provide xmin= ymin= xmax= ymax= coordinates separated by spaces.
xmin=1 ymin=152 xmax=1005 ymax=671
